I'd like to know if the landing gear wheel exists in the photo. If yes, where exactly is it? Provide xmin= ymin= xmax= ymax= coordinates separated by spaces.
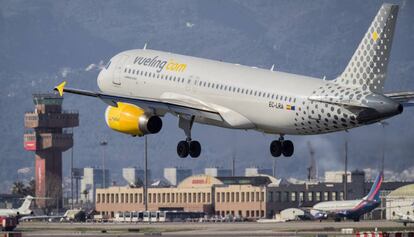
xmin=270 ymin=141 xmax=282 ymax=157
xmin=177 ymin=141 xmax=189 ymax=158
xmin=282 ymin=140 xmax=294 ymax=157
xmin=189 ymin=140 xmax=201 ymax=158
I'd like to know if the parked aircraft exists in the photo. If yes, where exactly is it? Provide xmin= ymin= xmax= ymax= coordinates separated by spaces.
xmin=311 ymin=172 xmax=383 ymax=222
xmin=0 ymin=196 xmax=33 ymax=218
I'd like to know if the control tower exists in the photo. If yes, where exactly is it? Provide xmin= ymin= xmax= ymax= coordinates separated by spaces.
xmin=24 ymin=93 xmax=79 ymax=208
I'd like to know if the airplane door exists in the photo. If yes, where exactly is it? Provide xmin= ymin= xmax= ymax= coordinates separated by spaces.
xmin=112 ymin=55 xmax=129 ymax=85
xmin=186 ymin=75 xmax=199 ymax=93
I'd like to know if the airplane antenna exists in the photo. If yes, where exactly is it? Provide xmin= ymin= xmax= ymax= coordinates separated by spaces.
xmin=143 ymin=43 xmax=148 ymax=50
xmin=270 ymin=64 xmax=275 ymax=71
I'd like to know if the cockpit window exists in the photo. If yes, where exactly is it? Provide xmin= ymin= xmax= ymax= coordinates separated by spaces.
xmin=105 ymin=61 xmax=111 ymax=69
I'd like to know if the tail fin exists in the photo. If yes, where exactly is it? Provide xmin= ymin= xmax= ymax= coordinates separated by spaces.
xmin=334 ymin=4 xmax=399 ymax=93
xmin=18 ymin=195 xmax=33 ymax=213
xmin=365 ymin=172 xmax=384 ymax=201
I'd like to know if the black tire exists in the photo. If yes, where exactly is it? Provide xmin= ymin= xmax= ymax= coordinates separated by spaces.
xmin=270 ymin=140 xmax=282 ymax=157
xmin=282 ymin=140 xmax=294 ymax=157
xmin=177 ymin=141 xmax=189 ymax=158
xmin=189 ymin=140 xmax=201 ymax=158
xmin=353 ymin=218 xmax=360 ymax=222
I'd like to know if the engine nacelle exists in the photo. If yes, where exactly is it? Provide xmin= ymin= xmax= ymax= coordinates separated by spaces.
xmin=105 ymin=102 xmax=162 ymax=136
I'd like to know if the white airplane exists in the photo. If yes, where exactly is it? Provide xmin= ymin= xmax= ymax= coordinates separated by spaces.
xmin=0 ymin=196 xmax=34 ymax=217
xmin=55 ymin=4 xmax=413 ymax=158
xmin=394 ymin=211 xmax=414 ymax=227
xmin=311 ymin=172 xmax=383 ymax=222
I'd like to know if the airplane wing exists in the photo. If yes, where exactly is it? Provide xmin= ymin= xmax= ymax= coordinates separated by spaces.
xmin=385 ymin=91 xmax=414 ymax=107
xmin=54 ymin=82 xmax=254 ymax=128
xmin=20 ymin=215 xmax=65 ymax=222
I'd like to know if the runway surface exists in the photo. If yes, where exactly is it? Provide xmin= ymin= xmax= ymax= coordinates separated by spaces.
xmin=10 ymin=220 xmax=414 ymax=236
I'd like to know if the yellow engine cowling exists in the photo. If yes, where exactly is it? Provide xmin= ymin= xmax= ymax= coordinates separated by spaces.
xmin=105 ymin=102 xmax=162 ymax=136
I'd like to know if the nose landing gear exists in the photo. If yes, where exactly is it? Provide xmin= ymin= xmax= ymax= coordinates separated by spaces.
xmin=270 ymin=136 xmax=294 ymax=157
xmin=177 ymin=115 xmax=201 ymax=158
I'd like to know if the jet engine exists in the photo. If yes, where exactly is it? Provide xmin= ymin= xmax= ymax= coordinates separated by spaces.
xmin=105 ymin=102 xmax=162 ymax=136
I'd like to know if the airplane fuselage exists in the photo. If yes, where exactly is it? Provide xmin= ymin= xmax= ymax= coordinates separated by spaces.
xmin=97 ymin=49 xmax=401 ymax=136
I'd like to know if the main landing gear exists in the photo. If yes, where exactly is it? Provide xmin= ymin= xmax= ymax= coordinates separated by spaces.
xmin=270 ymin=136 xmax=294 ymax=157
xmin=177 ymin=115 xmax=201 ymax=158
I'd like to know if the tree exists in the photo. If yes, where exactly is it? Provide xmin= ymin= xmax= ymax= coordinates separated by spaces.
xmin=11 ymin=181 xmax=26 ymax=195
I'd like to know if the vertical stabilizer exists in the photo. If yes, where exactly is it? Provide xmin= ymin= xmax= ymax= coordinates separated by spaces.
xmin=18 ymin=195 xmax=33 ymax=213
xmin=365 ymin=172 xmax=384 ymax=201
xmin=334 ymin=4 xmax=399 ymax=93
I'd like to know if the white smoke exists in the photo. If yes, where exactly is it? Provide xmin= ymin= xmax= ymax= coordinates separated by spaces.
xmin=17 ymin=167 xmax=31 ymax=174
xmin=85 ymin=60 xmax=105 ymax=72
xmin=186 ymin=22 xmax=195 ymax=28
xmin=60 ymin=67 xmax=72 ymax=78
xmin=363 ymin=167 xmax=414 ymax=182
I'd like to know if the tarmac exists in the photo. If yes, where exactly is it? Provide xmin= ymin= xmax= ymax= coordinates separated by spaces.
xmin=9 ymin=220 xmax=414 ymax=236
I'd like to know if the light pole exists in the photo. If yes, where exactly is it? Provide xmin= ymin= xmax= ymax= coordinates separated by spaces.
xmin=100 ymin=140 xmax=108 ymax=189
xmin=144 ymin=136 xmax=148 ymax=212
xmin=379 ymin=121 xmax=389 ymax=173
xmin=343 ymin=139 xmax=348 ymax=200
xmin=70 ymin=127 xmax=75 ymax=209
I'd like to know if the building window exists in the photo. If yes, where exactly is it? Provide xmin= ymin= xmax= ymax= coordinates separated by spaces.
xmin=291 ymin=192 xmax=297 ymax=202
xmin=316 ymin=192 xmax=321 ymax=201
xmin=162 ymin=193 xmax=165 ymax=203
xmin=193 ymin=193 xmax=197 ymax=203
xmin=268 ymin=192 xmax=273 ymax=202
xmin=231 ymin=192 xmax=235 ymax=202
xmin=246 ymin=192 xmax=250 ymax=202
xmin=307 ymin=192 xmax=313 ymax=202
xmin=125 ymin=193 xmax=128 ymax=203
xmin=332 ymin=192 xmax=337 ymax=201
xmin=261 ymin=192 xmax=265 ymax=202
xmin=241 ymin=192 xmax=245 ymax=202
xmin=324 ymin=192 xmax=329 ymax=201
xmin=139 ymin=194 xmax=143 ymax=203
xmin=226 ymin=192 xmax=230 ymax=202
xmin=299 ymin=192 xmax=304 ymax=202
xmin=251 ymin=192 xmax=255 ymax=202
xmin=111 ymin=194 xmax=114 ymax=203
xmin=171 ymin=193 xmax=175 ymax=203
xmin=217 ymin=192 xmax=220 ymax=202
xmin=121 ymin=194 xmax=124 ymax=203
xmin=157 ymin=193 xmax=161 ymax=203
xmin=97 ymin=194 xmax=100 ymax=203
xmin=134 ymin=194 xmax=138 ymax=203
xmin=202 ymin=193 xmax=206 ymax=203
xmin=152 ymin=193 xmax=156 ymax=203
xmin=256 ymin=192 xmax=260 ymax=202
xmin=207 ymin=193 xmax=211 ymax=203
xmin=236 ymin=192 xmax=239 ymax=202
xmin=222 ymin=192 xmax=225 ymax=203
xmin=275 ymin=192 xmax=280 ymax=202
xmin=282 ymin=192 xmax=289 ymax=202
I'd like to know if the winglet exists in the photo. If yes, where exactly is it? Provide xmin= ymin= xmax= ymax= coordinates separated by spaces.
xmin=55 ymin=81 xmax=66 ymax=96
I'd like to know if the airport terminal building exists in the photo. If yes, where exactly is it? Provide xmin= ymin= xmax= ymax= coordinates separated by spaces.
xmin=95 ymin=171 xmax=409 ymax=219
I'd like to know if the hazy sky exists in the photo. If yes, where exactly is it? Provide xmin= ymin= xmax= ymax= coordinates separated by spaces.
xmin=0 ymin=0 xmax=413 ymax=189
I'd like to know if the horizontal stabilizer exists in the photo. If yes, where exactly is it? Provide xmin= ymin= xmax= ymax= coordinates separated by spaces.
xmin=385 ymin=91 xmax=414 ymax=106
xmin=308 ymin=95 xmax=369 ymax=109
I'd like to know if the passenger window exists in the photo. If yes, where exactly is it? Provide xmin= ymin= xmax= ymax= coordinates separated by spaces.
xmin=144 ymin=72 xmax=147 ymax=76
xmin=132 ymin=69 xmax=135 ymax=74
xmin=149 ymin=72 xmax=152 ymax=77
xmin=128 ymin=69 xmax=131 ymax=73
xmin=258 ymin=92 xmax=261 ymax=97
xmin=124 ymin=68 xmax=127 ymax=73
